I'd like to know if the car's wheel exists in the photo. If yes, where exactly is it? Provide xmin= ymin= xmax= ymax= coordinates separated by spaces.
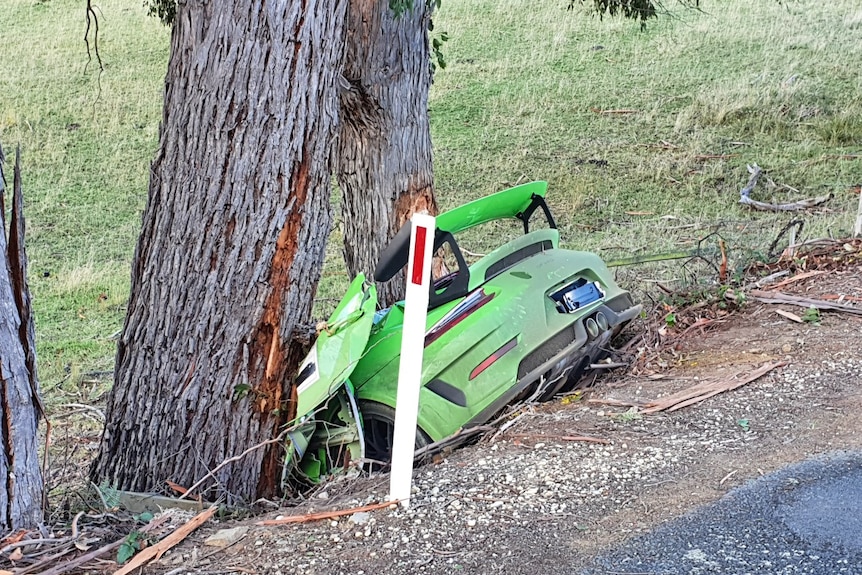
xmin=359 ymin=401 xmax=432 ymax=470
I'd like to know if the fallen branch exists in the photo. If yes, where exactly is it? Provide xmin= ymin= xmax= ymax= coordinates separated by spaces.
xmin=741 ymin=193 xmax=833 ymax=211
xmin=749 ymin=290 xmax=862 ymax=316
xmin=505 ymin=433 xmax=609 ymax=445
xmin=642 ymin=361 xmax=786 ymax=414
xmin=256 ymin=500 xmax=396 ymax=526
xmin=767 ymin=270 xmax=827 ymax=291
xmin=112 ymin=506 xmax=217 ymax=575
xmin=739 ymin=163 xmax=762 ymax=200
xmin=15 ymin=546 xmax=76 ymax=575
xmin=746 ymin=270 xmax=790 ymax=290
xmin=738 ymin=163 xmax=831 ymax=211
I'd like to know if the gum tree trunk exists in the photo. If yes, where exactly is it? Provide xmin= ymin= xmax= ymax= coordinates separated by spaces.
xmin=0 ymin=145 xmax=44 ymax=531
xmin=91 ymin=0 xmax=347 ymax=503
xmin=337 ymin=0 xmax=437 ymax=306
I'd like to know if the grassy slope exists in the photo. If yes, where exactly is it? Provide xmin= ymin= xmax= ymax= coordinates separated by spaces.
xmin=1 ymin=0 xmax=860 ymax=391
xmin=1 ymin=0 xmax=168 ymax=394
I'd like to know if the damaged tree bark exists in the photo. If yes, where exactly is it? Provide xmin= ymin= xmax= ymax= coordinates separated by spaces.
xmin=91 ymin=0 xmax=348 ymax=503
xmin=336 ymin=0 xmax=437 ymax=306
xmin=0 ymin=144 xmax=44 ymax=531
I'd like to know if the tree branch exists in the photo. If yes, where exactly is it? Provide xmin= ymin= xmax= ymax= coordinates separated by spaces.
xmin=738 ymin=163 xmax=832 ymax=212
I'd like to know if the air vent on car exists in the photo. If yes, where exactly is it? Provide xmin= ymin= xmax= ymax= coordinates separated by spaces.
xmin=517 ymin=325 xmax=576 ymax=380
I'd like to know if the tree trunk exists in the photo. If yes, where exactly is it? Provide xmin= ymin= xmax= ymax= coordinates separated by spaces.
xmin=0 ymin=144 xmax=44 ymax=531
xmin=91 ymin=0 xmax=348 ymax=504
xmin=337 ymin=0 xmax=437 ymax=307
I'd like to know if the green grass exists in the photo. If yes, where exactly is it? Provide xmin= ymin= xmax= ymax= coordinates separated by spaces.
xmin=1 ymin=0 xmax=168 ymax=394
xmin=1 ymin=0 xmax=861 ymax=390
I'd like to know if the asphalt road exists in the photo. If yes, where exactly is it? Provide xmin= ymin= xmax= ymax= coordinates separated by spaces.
xmin=582 ymin=450 xmax=862 ymax=575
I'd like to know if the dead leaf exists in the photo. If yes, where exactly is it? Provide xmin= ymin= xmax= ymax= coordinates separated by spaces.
xmin=1 ymin=530 xmax=28 ymax=546
xmin=166 ymin=479 xmax=189 ymax=495
xmin=9 ymin=548 xmax=23 ymax=561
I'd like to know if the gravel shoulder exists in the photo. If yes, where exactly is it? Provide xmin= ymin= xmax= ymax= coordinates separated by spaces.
xmin=152 ymin=267 xmax=862 ymax=575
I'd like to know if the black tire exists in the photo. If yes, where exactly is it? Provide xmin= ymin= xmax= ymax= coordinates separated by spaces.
xmin=359 ymin=401 xmax=432 ymax=470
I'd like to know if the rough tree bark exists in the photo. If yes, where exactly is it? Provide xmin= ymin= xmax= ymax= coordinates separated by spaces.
xmin=337 ymin=0 xmax=438 ymax=306
xmin=91 ymin=0 xmax=348 ymax=503
xmin=0 ymin=145 xmax=44 ymax=531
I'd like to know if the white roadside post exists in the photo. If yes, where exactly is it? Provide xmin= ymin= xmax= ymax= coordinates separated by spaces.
xmin=389 ymin=213 xmax=436 ymax=507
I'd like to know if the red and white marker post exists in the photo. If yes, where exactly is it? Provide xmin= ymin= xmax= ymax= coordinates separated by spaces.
xmin=389 ymin=213 xmax=436 ymax=507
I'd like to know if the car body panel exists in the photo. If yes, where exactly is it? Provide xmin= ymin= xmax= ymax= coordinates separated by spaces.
xmin=435 ymin=180 xmax=548 ymax=234
xmin=292 ymin=274 xmax=377 ymax=420
xmin=283 ymin=275 xmax=375 ymax=483
xmin=283 ymin=181 xmax=641 ymax=483
xmin=353 ymin=244 xmax=636 ymax=441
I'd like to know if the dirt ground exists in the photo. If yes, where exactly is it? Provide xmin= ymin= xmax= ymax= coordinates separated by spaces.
xmin=10 ymin=246 xmax=862 ymax=575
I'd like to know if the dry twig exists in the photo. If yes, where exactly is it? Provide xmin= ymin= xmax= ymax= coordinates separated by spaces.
xmin=178 ymin=430 xmax=290 ymax=500
xmin=256 ymin=500 xmax=396 ymax=526
xmin=767 ymin=270 xmax=827 ymax=291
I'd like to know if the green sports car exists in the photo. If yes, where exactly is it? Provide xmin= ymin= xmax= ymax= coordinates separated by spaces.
xmin=283 ymin=181 xmax=640 ymax=483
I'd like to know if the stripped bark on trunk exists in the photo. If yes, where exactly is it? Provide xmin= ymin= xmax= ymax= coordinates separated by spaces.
xmin=91 ymin=0 xmax=348 ymax=503
xmin=0 ymin=144 xmax=44 ymax=530
xmin=337 ymin=0 xmax=437 ymax=306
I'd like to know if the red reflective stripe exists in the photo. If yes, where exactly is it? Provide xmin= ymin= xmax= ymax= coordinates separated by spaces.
xmin=411 ymin=226 xmax=428 ymax=285
xmin=469 ymin=337 xmax=518 ymax=381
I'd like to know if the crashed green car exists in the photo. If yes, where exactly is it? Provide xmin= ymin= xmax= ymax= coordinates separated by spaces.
xmin=284 ymin=181 xmax=641 ymax=483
